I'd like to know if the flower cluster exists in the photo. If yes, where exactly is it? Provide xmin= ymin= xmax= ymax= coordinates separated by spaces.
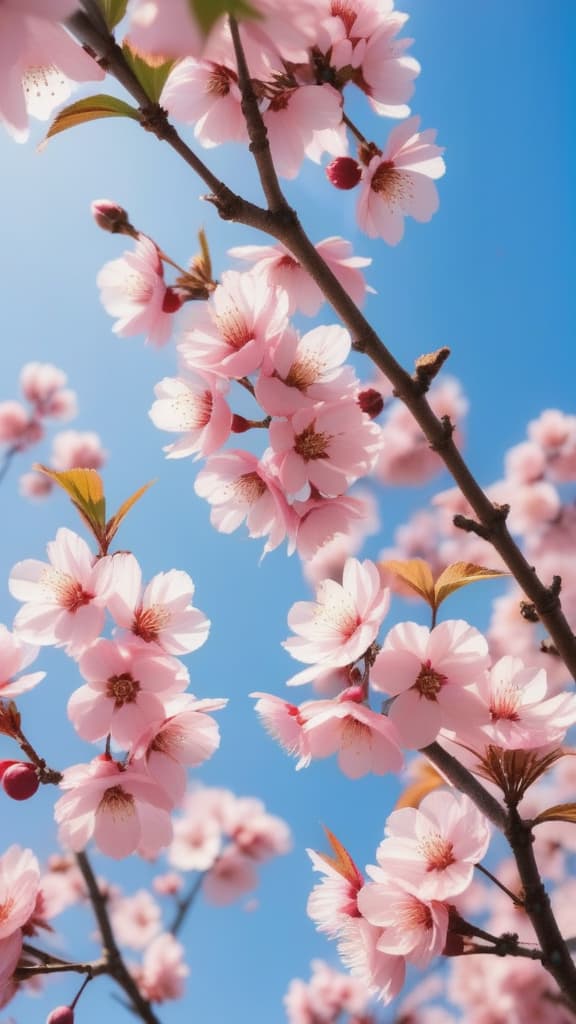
xmin=0 ymin=846 xmax=46 ymax=1009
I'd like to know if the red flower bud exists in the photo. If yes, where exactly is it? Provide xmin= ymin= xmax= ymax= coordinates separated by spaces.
xmin=0 ymin=759 xmax=19 ymax=780
xmin=2 ymin=761 xmax=39 ymax=801
xmin=47 ymin=1007 xmax=75 ymax=1024
xmin=358 ymin=388 xmax=384 ymax=418
xmin=161 ymin=287 xmax=184 ymax=314
xmin=231 ymin=414 xmax=251 ymax=433
xmin=325 ymin=157 xmax=362 ymax=190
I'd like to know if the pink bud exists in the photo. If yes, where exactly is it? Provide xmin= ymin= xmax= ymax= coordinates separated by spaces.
xmin=358 ymin=388 xmax=384 ymax=418
xmin=91 ymin=198 xmax=132 ymax=234
xmin=47 ymin=1007 xmax=75 ymax=1024
xmin=2 ymin=762 xmax=40 ymax=801
xmin=325 ymin=157 xmax=362 ymax=190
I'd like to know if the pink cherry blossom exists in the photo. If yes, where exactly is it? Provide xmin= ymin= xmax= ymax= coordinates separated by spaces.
xmin=107 ymin=552 xmax=210 ymax=656
xmin=19 ymin=362 xmax=77 ymax=420
xmin=375 ymin=790 xmax=491 ymax=901
xmin=0 ymin=845 xmax=41 ymax=940
xmin=474 ymin=655 xmax=576 ymax=749
xmin=9 ymin=528 xmax=113 ymax=657
xmin=371 ymin=620 xmax=490 ymax=749
xmin=109 ymin=890 xmax=162 ymax=951
xmin=0 ymin=624 xmax=45 ymax=698
xmin=0 ymin=400 xmax=42 ymax=450
xmin=0 ymin=930 xmax=21 ymax=1010
xmin=202 ymin=846 xmax=259 ymax=905
xmin=223 ymin=797 xmax=292 ymax=861
xmin=194 ymin=450 xmax=295 ymax=556
xmin=55 ymin=756 xmax=174 ymax=859
xmin=133 ymin=932 xmax=189 ymax=1003
xmin=178 ymin=269 xmax=289 ymax=380
xmin=50 ymin=430 xmax=107 ymax=471
xmin=97 ymin=235 xmax=183 ymax=348
xmin=337 ymin=917 xmax=406 ymax=1006
xmin=301 ymin=690 xmax=403 ymax=779
xmin=168 ymin=793 xmax=222 ymax=872
xmin=269 ymin=398 xmax=381 ymax=501
xmin=358 ymin=875 xmax=448 ymax=967
xmin=283 ymin=557 xmax=389 ymax=686
xmin=357 ymin=116 xmax=445 ymax=243
xmin=229 ymin=236 xmax=372 ymax=316
xmin=131 ymin=693 xmax=228 ymax=803
xmin=149 ymin=373 xmax=232 ymax=460
xmin=68 ymin=639 xmax=189 ymax=748
xmin=262 ymin=85 xmax=345 ymax=179
xmin=160 ymin=59 xmax=246 ymax=148
xmin=0 ymin=1 xmax=105 ymax=141
xmin=284 ymin=959 xmax=374 ymax=1024
xmin=127 ymin=0 xmax=206 ymax=58
xmin=306 ymin=844 xmax=364 ymax=939
xmin=255 ymin=325 xmax=356 ymax=417
xmin=294 ymin=491 xmax=377 ymax=564
xmin=251 ymin=692 xmax=311 ymax=768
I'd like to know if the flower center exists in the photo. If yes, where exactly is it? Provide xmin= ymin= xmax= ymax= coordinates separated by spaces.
xmin=420 ymin=831 xmax=456 ymax=872
xmin=133 ymin=605 xmax=171 ymax=644
xmin=331 ymin=0 xmax=357 ymax=35
xmin=40 ymin=567 xmax=94 ymax=612
xmin=371 ymin=161 xmax=413 ymax=208
xmin=0 ymin=896 xmax=15 ymax=925
xmin=415 ymin=660 xmax=447 ymax=702
xmin=215 ymin=304 xmax=253 ymax=350
xmin=294 ymin=423 xmax=331 ymax=461
xmin=490 ymin=682 xmax=521 ymax=722
xmin=285 ymin=354 xmax=323 ymax=392
xmin=232 ymin=471 xmax=267 ymax=504
xmin=98 ymin=785 xmax=136 ymax=820
xmin=106 ymin=673 xmax=141 ymax=708
xmin=173 ymin=389 xmax=213 ymax=431
xmin=206 ymin=64 xmax=233 ymax=97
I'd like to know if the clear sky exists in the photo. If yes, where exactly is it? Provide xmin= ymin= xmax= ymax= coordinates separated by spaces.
xmin=1 ymin=2 xmax=575 ymax=1022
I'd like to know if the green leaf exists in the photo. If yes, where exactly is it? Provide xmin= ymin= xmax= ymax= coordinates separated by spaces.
xmin=188 ymin=0 xmax=261 ymax=36
xmin=105 ymin=480 xmax=156 ymax=548
xmin=122 ymin=43 xmax=176 ymax=103
xmin=98 ymin=0 xmax=128 ymax=30
xmin=35 ymin=467 xmax=107 ymax=542
xmin=44 ymin=94 xmax=139 ymax=142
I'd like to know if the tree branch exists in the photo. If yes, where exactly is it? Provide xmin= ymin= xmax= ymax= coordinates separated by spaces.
xmin=422 ymin=742 xmax=507 ymax=831
xmin=75 ymin=851 xmax=162 ymax=1024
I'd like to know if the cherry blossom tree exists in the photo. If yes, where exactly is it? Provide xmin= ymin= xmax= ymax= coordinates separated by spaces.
xmin=0 ymin=2 xmax=575 ymax=1023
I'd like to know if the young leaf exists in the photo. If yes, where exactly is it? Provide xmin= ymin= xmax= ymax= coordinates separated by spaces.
xmin=533 ymin=803 xmax=576 ymax=827
xmin=34 ymin=467 xmax=107 ymax=541
xmin=98 ymin=0 xmax=128 ymax=30
xmin=189 ymin=0 xmax=261 ymax=36
xmin=314 ymin=826 xmax=363 ymax=886
xmin=434 ymin=562 xmax=509 ymax=610
xmin=44 ymin=95 xmax=139 ymax=142
xmin=395 ymin=760 xmax=444 ymax=810
xmin=105 ymin=480 xmax=156 ymax=548
xmin=379 ymin=558 xmax=435 ymax=607
xmin=122 ymin=43 xmax=176 ymax=103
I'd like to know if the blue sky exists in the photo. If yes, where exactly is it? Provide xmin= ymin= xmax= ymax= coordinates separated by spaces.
xmin=1 ymin=2 xmax=575 ymax=1022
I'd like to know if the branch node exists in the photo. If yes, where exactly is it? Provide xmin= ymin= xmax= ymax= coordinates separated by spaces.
xmin=430 ymin=415 xmax=455 ymax=452
xmin=520 ymin=600 xmax=539 ymax=623
xmin=453 ymin=513 xmax=490 ymax=540
xmin=413 ymin=346 xmax=451 ymax=393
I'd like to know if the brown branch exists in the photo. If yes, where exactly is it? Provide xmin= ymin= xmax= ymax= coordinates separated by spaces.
xmin=169 ymin=873 xmax=205 ymax=938
xmin=75 ymin=851 xmax=162 ymax=1024
xmin=506 ymin=808 xmax=576 ymax=1008
xmin=13 ymin=724 xmax=62 ymax=785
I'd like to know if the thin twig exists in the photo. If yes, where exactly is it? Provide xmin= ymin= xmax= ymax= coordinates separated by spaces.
xmin=475 ymin=862 xmax=524 ymax=907
xmin=169 ymin=873 xmax=205 ymax=937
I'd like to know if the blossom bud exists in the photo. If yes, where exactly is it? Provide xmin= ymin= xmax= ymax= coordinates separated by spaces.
xmin=0 ymin=759 xmax=19 ymax=779
xmin=325 ymin=157 xmax=362 ymax=190
xmin=91 ymin=199 xmax=134 ymax=235
xmin=161 ymin=287 xmax=184 ymax=313
xmin=358 ymin=388 xmax=384 ymax=418
xmin=2 ymin=761 xmax=40 ymax=801
xmin=47 ymin=1007 xmax=75 ymax=1024
xmin=231 ymin=414 xmax=251 ymax=433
